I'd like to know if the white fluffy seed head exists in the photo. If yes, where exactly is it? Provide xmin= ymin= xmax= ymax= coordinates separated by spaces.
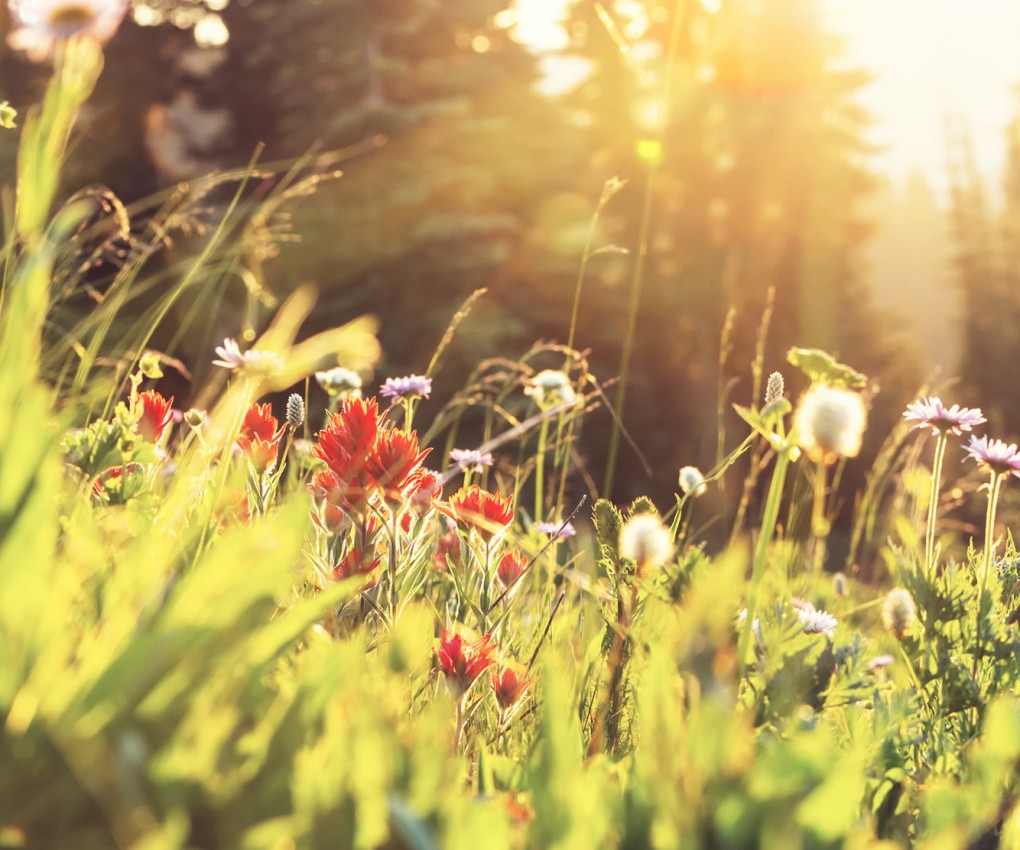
xmin=619 ymin=513 xmax=673 ymax=573
xmin=882 ymin=588 xmax=915 ymax=639
xmin=678 ymin=465 xmax=707 ymax=498
xmin=794 ymin=384 xmax=867 ymax=464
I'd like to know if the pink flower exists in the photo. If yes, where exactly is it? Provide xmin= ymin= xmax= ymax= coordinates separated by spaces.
xmin=964 ymin=435 xmax=1020 ymax=477
xmin=904 ymin=397 xmax=986 ymax=437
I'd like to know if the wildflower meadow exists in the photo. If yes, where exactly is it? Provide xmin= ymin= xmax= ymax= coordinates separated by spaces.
xmin=3 ymin=3 xmax=1020 ymax=850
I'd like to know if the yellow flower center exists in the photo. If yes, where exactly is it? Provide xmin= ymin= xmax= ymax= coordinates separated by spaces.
xmin=47 ymin=5 xmax=97 ymax=35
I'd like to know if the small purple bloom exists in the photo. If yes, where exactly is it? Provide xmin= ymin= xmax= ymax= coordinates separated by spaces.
xmin=903 ymin=397 xmax=986 ymax=437
xmin=533 ymin=520 xmax=576 ymax=539
xmin=449 ymin=448 xmax=494 ymax=473
xmin=379 ymin=374 xmax=432 ymax=401
xmin=868 ymin=654 xmax=895 ymax=671
xmin=964 ymin=434 xmax=1020 ymax=477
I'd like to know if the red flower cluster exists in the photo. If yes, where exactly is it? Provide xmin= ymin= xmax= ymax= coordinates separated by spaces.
xmin=432 ymin=526 xmax=461 ymax=572
xmin=137 ymin=390 xmax=174 ymax=444
xmin=312 ymin=398 xmax=432 ymax=516
xmin=447 ymin=486 xmax=514 ymax=541
xmin=332 ymin=548 xmax=381 ymax=589
xmin=435 ymin=629 xmax=496 ymax=699
xmin=496 ymin=549 xmax=529 ymax=590
xmin=237 ymin=402 xmax=285 ymax=474
xmin=90 ymin=463 xmax=143 ymax=501
xmin=491 ymin=665 xmax=532 ymax=710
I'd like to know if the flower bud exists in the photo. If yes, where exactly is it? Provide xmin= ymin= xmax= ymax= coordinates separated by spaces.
xmin=765 ymin=371 xmax=784 ymax=405
xmin=286 ymin=393 xmax=305 ymax=427
xmin=139 ymin=352 xmax=163 ymax=379
xmin=184 ymin=409 xmax=206 ymax=429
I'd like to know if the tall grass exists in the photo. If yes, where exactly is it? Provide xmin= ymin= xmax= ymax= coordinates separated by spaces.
xmin=3 ymin=27 xmax=1020 ymax=850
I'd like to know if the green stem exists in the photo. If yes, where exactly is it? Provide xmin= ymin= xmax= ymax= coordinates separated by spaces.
xmin=740 ymin=444 xmax=793 ymax=673
xmin=603 ymin=0 xmax=685 ymax=497
xmin=925 ymin=431 xmax=948 ymax=576
xmin=811 ymin=461 xmax=829 ymax=578
xmin=535 ymin=417 xmax=549 ymax=525
xmin=974 ymin=471 xmax=1003 ymax=673
xmin=454 ymin=697 xmax=465 ymax=752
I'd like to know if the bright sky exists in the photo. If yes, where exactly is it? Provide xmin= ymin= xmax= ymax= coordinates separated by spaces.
xmin=826 ymin=0 xmax=1020 ymax=196
xmin=514 ymin=0 xmax=1020 ymax=197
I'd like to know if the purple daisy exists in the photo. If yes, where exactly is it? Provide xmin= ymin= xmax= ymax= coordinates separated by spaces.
xmin=379 ymin=374 xmax=432 ymax=402
xmin=533 ymin=520 xmax=576 ymax=539
xmin=449 ymin=448 xmax=494 ymax=473
xmin=964 ymin=435 xmax=1020 ymax=477
xmin=868 ymin=655 xmax=895 ymax=671
xmin=903 ymin=397 xmax=986 ymax=436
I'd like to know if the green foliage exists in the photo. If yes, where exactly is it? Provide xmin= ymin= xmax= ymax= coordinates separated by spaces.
xmin=787 ymin=347 xmax=869 ymax=389
xmin=3 ymin=19 xmax=1020 ymax=850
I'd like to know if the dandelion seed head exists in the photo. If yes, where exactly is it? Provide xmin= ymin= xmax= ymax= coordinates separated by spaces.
xmin=678 ymin=465 xmax=707 ymax=498
xmin=525 ymin=370 xmax=576 ymax=410
xmin=882 ymin=588 xmax=916 ymax=639
xmin=794 ymin=384 xmax=867 ymax=464
xmin=619 ymin=513 xmax=672 ymax=572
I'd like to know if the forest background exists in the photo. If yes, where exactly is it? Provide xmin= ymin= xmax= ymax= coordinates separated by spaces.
xmin=3 ymin=0 xmax=1019 ymax=557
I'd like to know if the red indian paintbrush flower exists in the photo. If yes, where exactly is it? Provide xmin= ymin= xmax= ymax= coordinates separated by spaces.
xmin=367 ymin=428 xmax=431 ymax=504
xmin=496 ymin=549 xmax=529 ymax=590
xmin=315 ymin=397 xmax=379 ymax=479
xmin=435 ymin=630 xmax=497 ymax=699
xmin=408 ymin=469 xmax=442 ymax=511
xmin=137 ymin=390 xmax=174 ymax=443
xmin=90 ymin=463 xmax=143 ymax=501
xmin=447 ymin=486 xmax=514 ymax=541
xmin=331 ymin=548 xmax=381 ymax=590
xmin=312 ymin=398 xmax=383 ymax=513
xmin=236 ymin=402 xmax=285 ymax=474
xmin=433 ymin=526 xmax=461 ymax=571
xmin=491 ymin=665 xmax=532 ymax=710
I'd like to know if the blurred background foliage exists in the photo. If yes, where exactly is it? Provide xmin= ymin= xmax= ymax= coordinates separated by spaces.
xmin=3 ymin=0 xmax=1016 ymax=523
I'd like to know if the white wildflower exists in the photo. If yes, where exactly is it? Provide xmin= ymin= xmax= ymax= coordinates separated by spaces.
xmin=212 ymin=337 xmax=283 ymax=379
xmin=795 ymin=603 xmax=838 ymax=637
xmin=9 ymin=0 xmax=128 ymax=59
